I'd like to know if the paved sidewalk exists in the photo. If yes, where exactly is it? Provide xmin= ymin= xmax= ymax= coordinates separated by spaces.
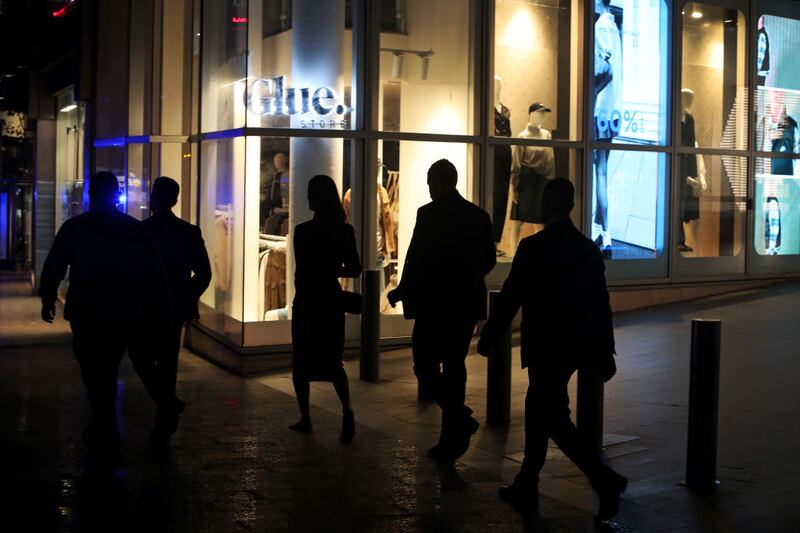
xmin=2 ymin=271 xmax=799 ymax=531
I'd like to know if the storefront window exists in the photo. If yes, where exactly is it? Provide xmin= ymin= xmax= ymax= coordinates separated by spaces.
xmin=201 ymin=0 xmax=248 ymax=132
xmin=592 ymin=0 xmax=670 ymax=145
xmin=492 ymin=0 xmax=583 ymax=141
xmin=754 ymin=14 xmax=800 ymax=154
xmin=126 ymin=143 xmax=151 ymax=220
xmin=754 ymin=156 xmax=800 ymax=256
xmin=379 ymin=141 xmax=475 ymax=316
xmin=676 ymin=155 xmax=746 ymax=258
xmin=590 ymin=149 xmax=667 ymax=260
xmin=55 ymin=88 xmax=86 ymax=230
xmin=491 ymin=145 xmax=582 ymax=259
xmin=245 ymin=0 xmax=357 ymax=130
xmin=681 ymin=4 xmax=747 ymax=150
xmin=378 ymin=0 xmax=475 ymax=135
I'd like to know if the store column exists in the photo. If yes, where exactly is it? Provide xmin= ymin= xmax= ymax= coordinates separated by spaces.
xmin=286 ymin=0 xmax=346 ymax=307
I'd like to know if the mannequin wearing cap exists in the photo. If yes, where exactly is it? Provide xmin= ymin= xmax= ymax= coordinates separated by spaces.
xmin=493 ymin=76 xmax=512 ymax=251
xmin=678 ymin=88 xmax=707 ymax=254
xmin=507 ymin=103 xmax=555 ymax=254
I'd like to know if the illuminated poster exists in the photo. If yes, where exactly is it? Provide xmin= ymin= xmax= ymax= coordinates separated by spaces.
xmin=592 ymin=0 xmax=669 ymax=260
xmin=754 ymin=15 xmax=800 ymax=256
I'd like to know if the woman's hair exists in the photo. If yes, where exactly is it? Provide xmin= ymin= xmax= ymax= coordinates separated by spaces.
xmin=308 ymin=174 xmax=345 ymax=224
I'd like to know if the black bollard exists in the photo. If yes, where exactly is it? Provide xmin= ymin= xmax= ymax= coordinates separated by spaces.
xmin=685 ymin=318 xmax=721 ymax=490
xmin=486 ymin=291 xmax=512 ymax=426
xmin=359 ymin=269 xmax=380 ymax=382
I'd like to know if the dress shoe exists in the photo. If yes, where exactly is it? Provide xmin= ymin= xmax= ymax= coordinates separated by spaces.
xmin=289 ymin=419 xmax=312 ymax=433
xmin=595 ymin=472 xmax=628 ymax=521
xmin=499 ymin=483 xmax=539 ymax=513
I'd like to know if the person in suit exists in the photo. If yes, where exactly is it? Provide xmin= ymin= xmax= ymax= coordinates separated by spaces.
xmin=478 ymin=178 xmax=626 ymax=522
xmin=132 ymin=176 xmax=212 ymax=442
xmin=290 ymin=175 xmax=362 ymax=443
xmin=39 ymin=171 xmax=170 ymax=465
xmin=388 ymin=159 xmax=496 ymax=462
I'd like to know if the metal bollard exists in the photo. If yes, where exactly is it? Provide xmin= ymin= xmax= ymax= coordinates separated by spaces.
xmin=359 ymin=269 xmax=380 ymax=382
xmin=486 ymin=291 xmax=512 ymax=426
xmin=685 ymin=318 xmax=721 ymax=490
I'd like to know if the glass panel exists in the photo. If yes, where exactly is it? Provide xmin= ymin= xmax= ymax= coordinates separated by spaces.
xmin=490 ymin=145 xmax=582 ymax=259
xmin=246 ymin=0 xmax=355 ymax=130
xmin=95 ymin=0 xmax=131 ymax=139
xmin=161 ymin=0 xmax=190 ymax=135
xmin=680 ymin=5 xmax=747 ymax=150
xmin=157 ymin=143 xmax=190 ymax=218
xmin=129 ymin=0 xmax=154 ymax=136
xmin=592 ymin=0 xmax=670 ymax=145
xmin=379 ymin=0 xmax=475 ymax=135
xmin=677 ymin=155 xmax=746 ymax=257
xmin=126 ymin=143 xmax=151 ymax=220
xmin=94 ymin=147 xmax=126 ymax=210
xmin=201 ymin=0 xmax=248 ymax=132
xmin=754 ymin=157 xmax=800 ymax=256
xmin=380 ymin=141 xmax=474 ymax=315
xmin=493 ymin=0 xmax=583 ymax=140
xmin=199 ymin=137 xmax=245 ymax=327
xmin=252 ymin=136 xmax=355 ymax=321
xmin=754 ymin=14 xmax=800 ymax=153
xmin=55 ymin=88 xmax=86 ymax=229
xmin=590 ymin=149 xmax=667 ymax=260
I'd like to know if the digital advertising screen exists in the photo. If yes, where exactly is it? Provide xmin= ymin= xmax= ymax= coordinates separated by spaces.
xmin=591 ymin=0 xmax=669 ymax=259
xmin=754 ymin=14 xmax=800 ymax=256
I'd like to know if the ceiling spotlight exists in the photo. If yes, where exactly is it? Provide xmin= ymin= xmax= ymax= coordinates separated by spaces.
xmin=691 ymin=10 xmax=703 ymax=19
xmin=418 ymin=53 xmax=431 ymax=80
xmin=60 ymin=104 xmax=78 ymax=112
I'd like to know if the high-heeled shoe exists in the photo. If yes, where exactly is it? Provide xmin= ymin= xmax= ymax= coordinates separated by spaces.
xmin=340 ymin=410 xmax=355 ymax=443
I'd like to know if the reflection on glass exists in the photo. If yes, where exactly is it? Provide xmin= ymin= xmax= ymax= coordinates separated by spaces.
xmin=55 ymin=88 xmax=86 ymax=230
xmin=754 ymin=15 xmax=800 ymax=153
xmin=681 ymin=5 xmax=747 ymax=150
xmin=126 ymin=144 xmax=150 ymax=221
xmin=591 ymin=150 xmax=665 ymax=260
xmin=493 ymin=0 xmax=580 ymax=140
xmin=380 ymin=141 xmax=472 ymax=314
xmin=677 ymin=155 xmax=746 ymax=258
xmin=755 ymin=158 xmax=800 ymax=256
xmin=379 ymin=0 xmax=474 ymax=135
xmin=492 ymin=146 xmax=581 ymax=259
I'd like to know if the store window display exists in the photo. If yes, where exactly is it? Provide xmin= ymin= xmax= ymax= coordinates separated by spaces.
xmin=591 ymin=0 xmax=669 ymax=260
xmin=492 ymin=76 xmax=512 ymax=250
xmin=677 ymin=89 xmax=708 ymax=253
xmin=55 ymin=88 xmax=86 ymax=231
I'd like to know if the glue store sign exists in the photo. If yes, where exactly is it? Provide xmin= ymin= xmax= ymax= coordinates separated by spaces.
xmin=245 ymin=76 xmax=349 ymax=129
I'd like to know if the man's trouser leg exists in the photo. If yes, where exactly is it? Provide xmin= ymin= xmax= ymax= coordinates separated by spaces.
xmin=129 ymin=326 xmax=173 ymax=409
xmin=157 ymin=319 xmax=185 ymax=398
xmin=517 ymin=366 xmax=608 ymax=488
xmin=71 ymin=322 xmax=126 ymax=445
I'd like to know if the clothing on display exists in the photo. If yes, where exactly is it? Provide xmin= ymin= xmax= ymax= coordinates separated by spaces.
xmin=258 ymin=235 xmax=287 ymax=318
xmin=756 ymin=24 xmax=770 ymax=87
xmin=343 ymin=185 xmax=397 ymax=258
xmin=510 ymin=125 xmax=555 ymax=224
xmin=493 ymin=104 xmax=512 ymax=243
xmin=680 ymin=112 xmax=700 ymax=223
xmin=594 ymin=10 xmax=622 ymax=140
xmin=771 ymin=115 xmax=798 ymax=175
xmin=765 ymin=197 xmax=781 ymax=255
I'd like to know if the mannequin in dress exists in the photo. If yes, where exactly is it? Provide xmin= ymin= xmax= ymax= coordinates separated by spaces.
xmin=493 ymin=76 xmax=512 ymax=253
xmin=508 ymin=103 xmax=555 ymax=254
xmin=678 ymin=89 xmax=707 ymax=254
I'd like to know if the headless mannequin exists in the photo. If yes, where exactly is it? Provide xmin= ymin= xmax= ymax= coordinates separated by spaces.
xmin=493 ymin=76 xmax=512 ymax=251
xmin=678 ymin=89 xmax=707 ymax=254
xmin=508 ymin=109 xmax=554 ymax=254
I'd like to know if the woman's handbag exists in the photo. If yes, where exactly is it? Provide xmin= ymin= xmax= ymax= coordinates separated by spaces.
xmin=341 ymin=290 xmax=363 ymax=315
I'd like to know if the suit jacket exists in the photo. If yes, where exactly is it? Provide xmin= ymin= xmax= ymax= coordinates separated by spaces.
xmin=481 ymin=219 xmax=615 ymax=370
xmin=395 ymin=190 xmax=495 ymax=321
xmin=38 ymin=208 xmax=169 ymax=325
xmin=143 ymin=211 xmax=212 ymax=321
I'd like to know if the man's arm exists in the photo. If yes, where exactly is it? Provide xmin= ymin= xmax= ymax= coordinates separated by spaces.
xmin=478 ymin=240 xmax=528 ymax=355
xmin=38 ymin=223 xmax=72 ymax=322
xmin=388 ymin=208 xmax=425 ymax=306
xmin=592 ymin=250 xmax=617 ymax=381
xmin=190 ymin=226 xmax=213 ymax=301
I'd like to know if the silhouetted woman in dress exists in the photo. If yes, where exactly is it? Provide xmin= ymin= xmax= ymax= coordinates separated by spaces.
xmin=290 ymin=175 xmax=362 ymax=442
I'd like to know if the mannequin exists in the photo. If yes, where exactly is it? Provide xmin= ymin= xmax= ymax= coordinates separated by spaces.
xmin=343 ymin=158 xmax=396 ymax=264
xmin=263 ymin=152 xmax=291 ymax=235
xmin=508 ymin=103 xmax=555 ymax=253
xmin=678 ymin=89 xmax=707 ymax=254
xmin=493 ymin=75 xmax=512 ymax=252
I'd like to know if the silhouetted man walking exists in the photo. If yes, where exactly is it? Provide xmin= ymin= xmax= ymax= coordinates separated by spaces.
xmin=39 ymin=171 xmax=169 ymax=464
xmin=135 ymin=176 xmax=211 ymax=442
xmin=478 ymin=178 xmax=626 ymax=522
xmin=388 ymin=159 xmax=495 ymax=462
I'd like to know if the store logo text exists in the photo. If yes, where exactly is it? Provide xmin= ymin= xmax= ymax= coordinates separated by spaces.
xmin=245 ymin=76 xmax=349 ymax=129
